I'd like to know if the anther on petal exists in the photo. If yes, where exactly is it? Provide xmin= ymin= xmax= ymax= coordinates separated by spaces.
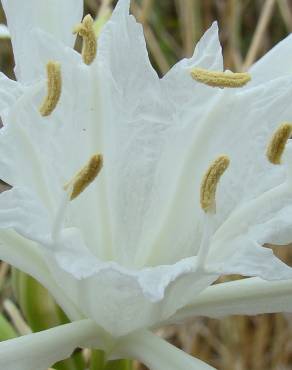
xmin=73 ymin=14 xmax=97 ymax=65
xmin=266 ymin=123 xmax=292 ymax=165
xmin=200 ymin=155 xmax=230 ymax=213
xmin=190 ymin=68 xmax=251 ymax=88
xmin=39 ymin=61 xmax=62 ymax=117
xmin=65 ymin=154 xmax=103 ymax=200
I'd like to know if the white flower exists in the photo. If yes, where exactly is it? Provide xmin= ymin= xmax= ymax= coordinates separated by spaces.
xmin=1 ymin=0 xmax=292 ymax=369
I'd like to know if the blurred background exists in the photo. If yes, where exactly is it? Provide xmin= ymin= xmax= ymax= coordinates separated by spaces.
xmin=1 ymin=0 xmax=292 ymax=369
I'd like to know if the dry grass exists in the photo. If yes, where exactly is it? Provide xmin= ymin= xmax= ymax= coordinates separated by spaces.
xmin=1 ymin=1 xmax=292 ymax=369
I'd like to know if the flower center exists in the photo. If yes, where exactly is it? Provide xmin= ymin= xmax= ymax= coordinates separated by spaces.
xmin=39 ymin=61 xmax=62 ymax=116
xmin=190 ymin=68 xmax=251 ymax=88
xmin=73 ymin=14 xmax=97 ymax=65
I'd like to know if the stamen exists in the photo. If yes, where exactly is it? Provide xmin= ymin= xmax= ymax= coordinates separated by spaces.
xmin=73 ymin=14 xmax=97 ymax=65
xmin=200 ymin=155 xmax=230 ymax=213
xmin=39 ymin=61 xmax=62 ymax=116
xmin=65 ymin=154 xmax=103 ymax=200
xmin=266 ymin=123 xmax=292 ymax=165
xmin=51 ymin=191 xmax=70 ymax=243
xmin=190 ymin=68 xmax=251 ymax=88
xmin=196 ymin=213 xmax=214 ymax=270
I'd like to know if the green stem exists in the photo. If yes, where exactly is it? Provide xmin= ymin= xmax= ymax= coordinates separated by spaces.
xmin=0 ymin=314 xmax=17 ymax=340
xmin=90 ymin=349 xmax=105 ymax=370
xmin=54 ymin=350 xmax=86 ymax=370
xmin=105 ymin=359 xmax=133 ymax=370
xmin=90 ymin=350 xmax=133 ymax=370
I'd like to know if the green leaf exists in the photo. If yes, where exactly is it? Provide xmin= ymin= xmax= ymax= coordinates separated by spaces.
xmin=0 ymin=314 xmax=17 ymax=341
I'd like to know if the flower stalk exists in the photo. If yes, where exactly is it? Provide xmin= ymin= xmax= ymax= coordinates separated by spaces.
xmin=0 ymin=314 xmax=17 ymax=341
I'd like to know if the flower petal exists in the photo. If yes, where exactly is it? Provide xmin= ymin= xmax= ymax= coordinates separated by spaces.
xmin=0 ymin=31 xmax=108 ymax=258
xmin=169 ymin=277 xmax=292 ymax=323
xmin=0 ymin=186 xmax=218 ymax=335
xmin=0 ymin=42 xmax=93 ymax=203
xmin=208 ymin=181 xmax=292 ymax=280
xmin=0 ymin=187 xmax=216 ymax=335
xmin=0 ymin=187 xmax=82 ymax=320
xmin=1 ymin=0 xmax=83 ymax=81
xmin=99 ymin=0 xmax=156 ymax=83
xmin=162 ymin=21 xmax=223 ymax=109
xmin=98 ymin=6 xmax=225 ymax=266
xmin=133 ymin=22 xmax=224 ymax=266
xmin=98 ymin=0 xmax=167 ymax=264
xmin=208 ymin=78 xmax=292 ymax=223
xmin=249 ymin=34 xmax=292 ymax=86
xmin=144 ymin=74 xmax=292 ymax=267
xmin=48 ymin=247 xmax=217 ymax=336
xmin=0 ymin=72 xmax=23 ymax=112
xmin=113 ymin=329 xmax=215 ymax=370
xmin=210 ymin=238 xmax=292 ymax=280
xmin=0 ymin=230 xmax=82 ymax=321
xmin=0 ymin=319 xmax=105 ymax=370
xmin=0 ymin=187 xmax=52 ymax=242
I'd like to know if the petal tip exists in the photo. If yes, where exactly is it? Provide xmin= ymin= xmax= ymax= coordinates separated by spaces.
xmin=112 ymin=0 xmax=131 ymax=18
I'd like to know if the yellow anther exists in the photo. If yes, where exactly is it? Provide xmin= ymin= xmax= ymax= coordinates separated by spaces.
xmin=39 ymin=61 xmax=62 ymax=117
xmin=200 ymin=155 xmax=230 ymax=213
xmin=190 ymin=68 xmax=251 ymax=88
xmin=65 ymin=154 xmax=103 ymax=200
xmin=266 ymin=123 xmax=292 ymax=165
xmin=73 ymin=14 xmax=97 ymax=65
